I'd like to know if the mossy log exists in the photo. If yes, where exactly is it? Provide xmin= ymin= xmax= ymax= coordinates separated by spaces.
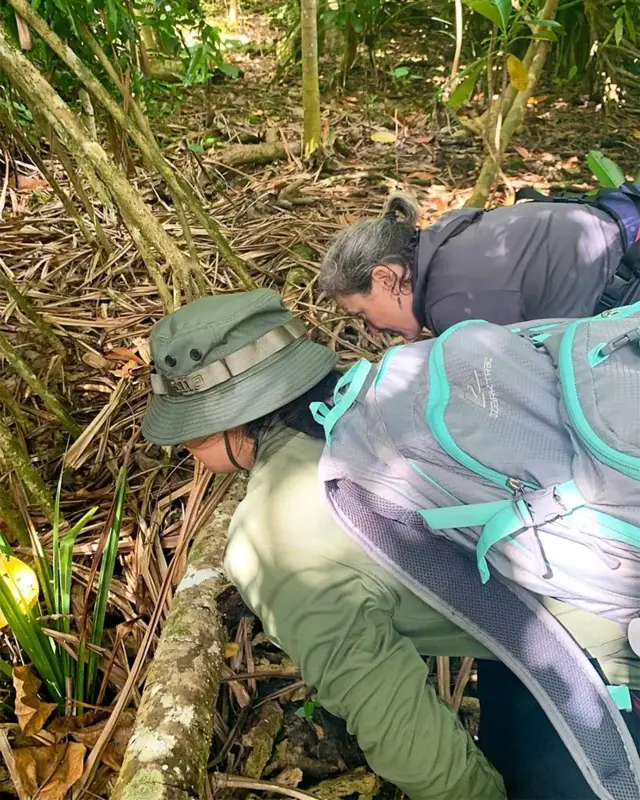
xmin=111 ymin=511 xmax=229 ymax=800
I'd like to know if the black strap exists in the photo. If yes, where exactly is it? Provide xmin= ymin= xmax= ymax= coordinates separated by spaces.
xmin=224 ymin=431 xmax=244 ymax=471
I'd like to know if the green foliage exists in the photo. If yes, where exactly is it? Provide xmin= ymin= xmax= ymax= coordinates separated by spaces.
xmin=0 ymin=468 xmax=126 ymax=712
xmin=587 ymin=150 xmax=627 ymax=188
xmin=295 ymin=693 xmax=320 ymax=721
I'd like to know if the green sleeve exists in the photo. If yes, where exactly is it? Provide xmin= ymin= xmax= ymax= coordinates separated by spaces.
xmin=225 ymin=543 xmax=505 ymax=800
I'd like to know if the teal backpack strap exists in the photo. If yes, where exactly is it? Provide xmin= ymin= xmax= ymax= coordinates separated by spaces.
xmin=310 ymin=359 xmax=372 ymax=444
xmin=475 ymin=480 xmax=585 ymax=583
xmin=422 ymin=481 xmax=586 ymax=584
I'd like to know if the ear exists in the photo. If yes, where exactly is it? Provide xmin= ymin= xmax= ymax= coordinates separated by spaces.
xmin=371 ymin=264 xmax=399 ymax=290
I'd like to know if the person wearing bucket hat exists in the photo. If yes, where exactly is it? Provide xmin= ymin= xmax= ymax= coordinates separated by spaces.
xmin=145 ymin=290 xmax=640 ymax=800
xmin=142 ymin=288 xmax=506 ymax=800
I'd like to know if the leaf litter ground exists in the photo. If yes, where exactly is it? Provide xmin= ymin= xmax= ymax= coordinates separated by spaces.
xmin=0 ymin=15 xmax=639 ymax=798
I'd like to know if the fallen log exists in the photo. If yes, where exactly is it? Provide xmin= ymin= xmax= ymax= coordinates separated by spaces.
xmin=210 ymin=140 xmax=302 ymax=168
xmin=111 ymin=480 xmax=245 ymax=800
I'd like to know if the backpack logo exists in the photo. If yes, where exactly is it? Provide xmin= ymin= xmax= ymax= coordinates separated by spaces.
xmin=464 ymin=359 xmax=499 ymax=418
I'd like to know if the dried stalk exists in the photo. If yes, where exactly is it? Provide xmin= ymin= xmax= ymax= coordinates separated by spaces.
xmin=0 ymin=105 xmax=96 ymax=252
xmin=0 ymin=331 xmax=80 ymax=437
xmin=0 ymin=262 xmax=65 ymax=359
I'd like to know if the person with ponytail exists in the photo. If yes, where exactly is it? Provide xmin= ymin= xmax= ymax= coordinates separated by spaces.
xmin=319 ymin=188 xmax=640 ymax=336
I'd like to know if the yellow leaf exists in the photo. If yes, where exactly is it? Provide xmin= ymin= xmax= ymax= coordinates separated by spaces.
xmin=13 ymin=666 xmax=57 ymax=737
xmin=0 ymin=554 xmax=39 ymax=628
xmin=507 ymin=55 xmax=529 ymax=92
xmin=14 ymin=743 xmax=85 ymax=800
xmin=370 ymin=130 xmax=397 ymax=144
xmin=225 ymin=642 xmax=240 ymax=658
xmin=633 ymin=129 xmax=640 ymax=140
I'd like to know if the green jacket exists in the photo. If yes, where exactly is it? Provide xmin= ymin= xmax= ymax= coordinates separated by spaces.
xmin=224 ymin=430 xmax=640 ymax=800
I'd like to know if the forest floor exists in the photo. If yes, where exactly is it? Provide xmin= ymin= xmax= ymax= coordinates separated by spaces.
xmin=0 ymin=8 xmax=639 ymax=798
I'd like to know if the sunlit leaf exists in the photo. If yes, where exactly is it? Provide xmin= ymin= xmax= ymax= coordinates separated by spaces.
xmin=225 ymin=642 xmax=240 ymax=658
xmin=568 ymin=65 xmax=579 ymax=80
xmin=615 ymin=16 xmax=624 ymax=45
xmin=587 ymin=150 xmax=626 ymax=188
xmin=370 ymin=130 xmax=397 ymax=144
xmin=13 ymin=665 xmax=57 ymax=737
xmin=507 ymin=55 xmax=529 ymax=92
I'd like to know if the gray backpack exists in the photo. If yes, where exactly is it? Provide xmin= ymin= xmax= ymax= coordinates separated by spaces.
xmin=311 ymin=302 xmax=640 ymax=799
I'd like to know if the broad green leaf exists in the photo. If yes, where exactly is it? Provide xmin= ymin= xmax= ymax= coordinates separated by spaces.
xmin=587 ymin=150 xmax=626 ymax=188
xmin=391 ymin=66 xmax=410 ymax=78
xmin=507 ymin=54 xmax=529 ymax=91
xmin=449 ymin=72 xmax=479 ymax=109
xmin=615 ymin=16 xmax=624 ymax=45
xmin=218 ymin=62 xmax=240 ymax=78
xmin=532 ymin=29 xmax=558 ymax=41
xmin=568 ymin=65 xmax=578 ymax=80
xmin=462 ymin=0 xmax=503 ymax=29
xmin=492 ymin=0 xmax=512 ymax=31
xmin=188 ymin=142 xmax=204 ymax=153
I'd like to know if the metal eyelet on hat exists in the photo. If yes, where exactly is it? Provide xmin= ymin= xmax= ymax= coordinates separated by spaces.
xmin=190 ymin=349 xmax=202 ymax=361
xmin=165 ymin=355 xmax=177 ymax=367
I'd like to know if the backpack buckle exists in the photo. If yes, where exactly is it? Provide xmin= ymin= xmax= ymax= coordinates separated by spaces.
xmin=517 ymin=486 xmax=568 ymax=527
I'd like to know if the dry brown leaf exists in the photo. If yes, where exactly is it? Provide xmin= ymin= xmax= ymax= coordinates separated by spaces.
xmin=106 ymin=347 xmax=146 ymax=366
xmin=513 ymin=144 xmax=530 ymax=159
xmin=109 ymin=360 xmax=144 ymax=381
xmin=407 ymin=171 xmax=435 ymax=181
xmin=13 ymin=666 xmax=57 ymax=737
xmin=82 ymin=351 xmax=110 ymax=371
xmin=14 ymin=743 xmax=85 ymax=800
xmin=274 ymin=767 xmax=303 ymax=788
xmin=16 ymin=175 xmax=48 ymax=191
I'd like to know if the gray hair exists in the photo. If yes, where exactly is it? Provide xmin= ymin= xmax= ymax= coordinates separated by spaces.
xmin=319 ymin=192 xmax=420 ymax=297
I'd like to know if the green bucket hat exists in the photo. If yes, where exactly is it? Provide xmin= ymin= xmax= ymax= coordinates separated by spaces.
xmin=142 ymin=289 xmax=337 ymax=446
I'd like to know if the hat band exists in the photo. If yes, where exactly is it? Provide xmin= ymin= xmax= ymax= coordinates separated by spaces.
xmin=150 ymin=318 xmax=308 ymax=397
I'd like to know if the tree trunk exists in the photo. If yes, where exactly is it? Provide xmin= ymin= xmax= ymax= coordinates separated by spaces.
xmin=6 ymin=0 xmax=254 ymax=290
xmin=0 ymin=20 xmax=191 ymax=303
xmin=111 ymin=506 xmax=229 ymax=800
xmin=300 ymin=0 xmax=322 ymax=155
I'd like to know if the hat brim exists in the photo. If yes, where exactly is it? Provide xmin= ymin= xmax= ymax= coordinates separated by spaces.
xmin=142 ymin=339 xmax=337 ymax=446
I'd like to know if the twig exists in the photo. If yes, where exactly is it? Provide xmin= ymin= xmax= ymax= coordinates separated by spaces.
xmin=437 ymin=656 xmax=451 ymax=705
xmin=211 ymin=773 xmax=322 ymax=800
xmin=451 ymin=657 xmax=475 ymax=714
